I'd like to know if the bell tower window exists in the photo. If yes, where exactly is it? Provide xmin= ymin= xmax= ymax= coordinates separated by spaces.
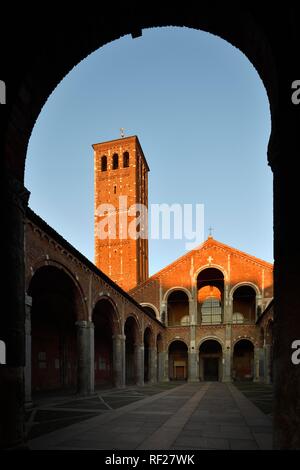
xmin=112 ymin=153 xmax=119 ymax=169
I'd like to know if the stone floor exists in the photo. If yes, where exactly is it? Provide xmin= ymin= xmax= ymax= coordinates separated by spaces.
xmin=29 ymin=382 xmax=273 ymax=450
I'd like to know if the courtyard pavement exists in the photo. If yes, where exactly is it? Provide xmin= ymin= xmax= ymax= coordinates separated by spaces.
xmin=28 ymin=382 xmax=273 ymax=450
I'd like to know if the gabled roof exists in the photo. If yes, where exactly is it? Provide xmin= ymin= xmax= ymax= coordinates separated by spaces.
xmin=130 ymin=236 xmax=273 ymax=293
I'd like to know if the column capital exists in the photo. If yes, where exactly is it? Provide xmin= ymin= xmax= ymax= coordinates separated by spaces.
xmin=25 ymin=294 xmax=32 ymax=307
xmin=112 ymin=334 xmax=126 ymax=341
xmin=75 ymin=320 xmax=94 ymax=329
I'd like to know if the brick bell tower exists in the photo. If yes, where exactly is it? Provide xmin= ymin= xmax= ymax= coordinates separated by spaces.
xmin=93 ymin=135 xmax=149 ymax=291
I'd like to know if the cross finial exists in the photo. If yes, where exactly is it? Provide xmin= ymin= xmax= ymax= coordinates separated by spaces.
xmin=120 ymin=128 xmax=125 ymax=138
xmin=208 ymin=226 xmax=213 ymax=238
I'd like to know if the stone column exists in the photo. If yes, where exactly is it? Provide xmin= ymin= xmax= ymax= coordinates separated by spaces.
xmin=24 ymin=294 xmax=32 ymax=406
xmin=257 ymin=347 xmax=266 ymax=383
xmin=188 ymin=296 xmax=198 ymax=381
xmin=0 ymin=175 xmax=30 ymax=449
xmin=149 ymin=347 xmax=157 ymax=384
xmin=265 ymin=344 xmax=272 ymax=384
xmin=157 ymin=350 xmax=166 ymax=382
xmin=161 ymin=301 xmax=167 ymax=325
xmin=223 ymin=345 xmax=232 ymax=382
xmin=135 ymin=344 xmax=144 ymax=386
xmin=253 ymin=347 xmax=260 ymax=382
xmin=223 ymin=324 xmax=232 ymax=382
xmin=188 ymin=349 xmax=198 ymax=382
xmin=113 ymin=334 xmax=125 ymax=388
xmin=76 ymin=320 xmax=94 ymax=395
xmin=161 ymin=350 xmax=169 ymax=382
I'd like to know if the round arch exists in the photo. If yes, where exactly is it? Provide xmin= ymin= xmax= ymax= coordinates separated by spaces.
xmin=197 ymin=336 xmax=224 ymax=351
xmin=27 ymin=264 xmax=81 ymax=393
xmin=168 ymin=340 xmax=188 ymax=381
xmin=231 ymin=284 xmax=258 ymax=323
xmin=199 ymin=338 xmax=223 ymax=381
xmin=162 ymin=286 xmax=192 ymax=303
xmin=141 ymin=303 xmax=160 ymax=320
xmin=5 ymin=12 xmax=277 ymax=183
xmin=26 ymin=258 xmax=88 ymax=321
xmin=167 ymin=338 xmax=189 ymax=350
xmin=229 ymin=282 xmax=261 ymax=299
xmin=194 ymin=264 xmax=228 ymax=284
xmin=124 ymin=315 xmax=140 ymax=385
xmin=233 ymin=338 xmax=255 ymax=381
xmin=123 ymin=312 xmax=143 ymax=342
xmin=232 ymin=335 xmax=255 ymax=347
xmin=93 ymin=294 xmax=122 ymax=335
xmin=3 ymin=6 xmax=284 ymax=450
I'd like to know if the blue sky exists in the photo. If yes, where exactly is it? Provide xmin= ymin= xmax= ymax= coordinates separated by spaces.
xmin=25 ymin=27 xmax=273 ymax=275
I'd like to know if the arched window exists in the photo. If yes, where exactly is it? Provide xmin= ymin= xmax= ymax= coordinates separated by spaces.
xmin=201 ymin=296 xmax=222 ymax=324
xmin=232 ymin=312 xmax=244 ymax=324
xmin=123 ymin=151 xmax=129 ymax=168
xmin=112 ymin=153 xmax=119 ymax=169
xmin=233 ymin=285 xmax=256 ymax=323
xmin=101 ymin=155 xmax=107 ymax=171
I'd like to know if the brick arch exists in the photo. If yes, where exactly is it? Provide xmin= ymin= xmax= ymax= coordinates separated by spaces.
xmin=144 ymin=325 xmax=155 ymax=346
xmin=163 ymin=286 xmax=192 ymax=303
xmin=92 ymin=295 xmax=122 ymax=336
xmin=232 ymin=336 xmax=255 ymax=347
xmin=27 ymin=258 xmax=88 ymax=321
xmin=194 ymin=264 xmax=228 ymax=283
xmin=4 ymin=5 xmax=290 ymax=449
xmin=197 ymin=336 xmax=224 ymax=351
xmin=229 ymin=282 xmax=261 ymax=299
xmin=4 ymin=9 xmax=278 ymax=182
xmin=140 ymin=303 xmax=160 ymax=319
xmin=123 ymin=313 xmax=143 ymax=344
xmin=167 ymin=338 xmax=189 ymax=350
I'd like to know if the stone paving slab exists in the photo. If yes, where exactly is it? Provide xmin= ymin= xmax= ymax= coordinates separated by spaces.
xmin=30 ymin=382 xmax=273 ymax=450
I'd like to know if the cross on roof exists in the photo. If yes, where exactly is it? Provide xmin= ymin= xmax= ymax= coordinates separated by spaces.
xmin=208 ymin=226 xmax=214 ymax=238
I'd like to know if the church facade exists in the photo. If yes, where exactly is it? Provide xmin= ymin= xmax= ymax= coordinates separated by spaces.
xmin=23 ymin=135 xmax=273 ymax=402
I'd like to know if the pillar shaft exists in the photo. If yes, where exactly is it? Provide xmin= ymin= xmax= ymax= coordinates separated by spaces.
xmin=0 ymin=175 xmax=30 ymax=449
xmin=148 ymin=347 xmax=157 ymax=384
xmin=76 ymin=321 xmax=94 ymax=395
xmin=24 ymin=295 xmax=32 ymax=405
xmin=113 ymin=334 xmax=125 ymax=388
xmin=135 ymin=345 xmax=144 ymax=386
xmin=188 ymin=351 xmax=198 ymax=382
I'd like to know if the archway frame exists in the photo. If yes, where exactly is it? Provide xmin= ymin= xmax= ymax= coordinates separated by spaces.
xmin=27 ymin=258 xmax=88 ymax=322
xmin=140 ymin=302 xmax=160 ymax=320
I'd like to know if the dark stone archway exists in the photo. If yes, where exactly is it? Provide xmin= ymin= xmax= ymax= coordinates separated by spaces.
xmin=28 ymin=266 xmax=79 ymax=393
xmin=1 ymin=5 xmax=300 ymax=449
xmin=168 ymin=340 xmax=188 ymax=380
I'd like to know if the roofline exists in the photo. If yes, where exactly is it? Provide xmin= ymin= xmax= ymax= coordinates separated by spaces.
xmin=256 ymin=298 xmax=274 ymax=324
xmin=92 ymin=135 xmax=150 ymax=172
xmin=131 ymin=237 xmax=273 ymax=293
xmin=26 ymin=207 xmax=163 ymax=327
